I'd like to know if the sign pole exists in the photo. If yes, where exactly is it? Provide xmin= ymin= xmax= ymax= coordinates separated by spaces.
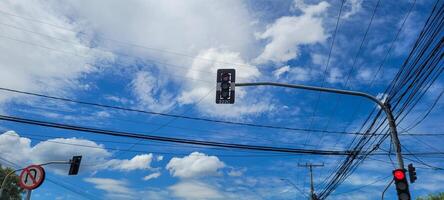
xmin=25 ymin=189 xmax=31 ymax=200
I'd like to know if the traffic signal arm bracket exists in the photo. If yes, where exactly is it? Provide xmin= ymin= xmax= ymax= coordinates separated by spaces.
xmin=235 ymin=81 xmax=405 ymax=168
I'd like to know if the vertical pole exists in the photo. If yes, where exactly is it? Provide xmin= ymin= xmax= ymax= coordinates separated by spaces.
xmin=309 ymin=165 xmax=314 ymax=200
xmin=383 ymin=104 xmax=404 ymax=169
xmin=299 ymin=163 xmax=323 ymax=200
xmin=25 ymin=189 xmax=31 ymax=200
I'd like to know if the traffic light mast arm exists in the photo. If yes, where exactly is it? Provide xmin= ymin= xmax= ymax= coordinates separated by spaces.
xmin=38 ymin=161 xmax=71 ymax=166
xmin=235 ymin=82 xmax=405 ymax=169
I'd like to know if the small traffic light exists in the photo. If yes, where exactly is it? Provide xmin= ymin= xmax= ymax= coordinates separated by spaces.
xmin=393 ymin=169 xmax=411 ymax=200
xmin=216 ymin=69 xmax=235 ymax=104
xmin=69 ymin=156 xmax=82 ymax=175
xmin=408 ymin=164 xmax=417 ymax=183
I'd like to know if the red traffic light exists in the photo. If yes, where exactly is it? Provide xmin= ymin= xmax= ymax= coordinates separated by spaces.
xmin=222 ymin=73 xmax=230 ymax=81
xmin=394 ymin=169 xmax=406 ymax=180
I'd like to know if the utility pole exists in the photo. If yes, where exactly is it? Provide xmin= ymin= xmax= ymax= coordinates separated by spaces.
xmin=299 ymin=163 xmax=324 ymax=200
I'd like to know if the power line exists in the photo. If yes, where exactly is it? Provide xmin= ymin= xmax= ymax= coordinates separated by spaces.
xmin=303 ymin=0 xmax=346 ymax=147
xmin=315 ymin=0 xmax=382 ymax=183
xmin=113 ymin=86 xmax=215 ymax=158
xmin=0 ymin=86 xmax=366 ymax=135
xmin=11 ymin=102 xmax=318 ymax=148
xmin=0 ymin=114 xmax=361 ymax=156
xmin=331 ymin=175 xmax=391 ymax=196
xmin=402 ymin=87 xmax=444 ymax=132
xmin=317 ymin=0 xmax=381 ymax=148
xmin=297 ymin=1 xmax=346 ymax=185
xmin=318 ymin=0 xmax=443 ymax=197
xmin=0 ymin=132 xmax=315 ymax=158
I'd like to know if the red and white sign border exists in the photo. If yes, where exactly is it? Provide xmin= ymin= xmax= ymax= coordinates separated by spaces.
xmin=19 ymin=165 xmax=45 ymax=190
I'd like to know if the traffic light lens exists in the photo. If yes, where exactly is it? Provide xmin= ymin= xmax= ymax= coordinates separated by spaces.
xmin=394 ymin=170 xmax=405 ymax=180
xmin=221 ymin=91 xmax=229 ymax=98
xmin=221 ymin=82 xmax=230 ymax=90
xmin=399 ymin=193 xmax=410 ymax=200
xmin=222 ymin=74 xmax=230 ymax=81
xmin=397 ymin=182 xmax=407 ymax=190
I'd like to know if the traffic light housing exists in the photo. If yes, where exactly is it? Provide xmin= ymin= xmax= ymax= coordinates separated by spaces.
xmin=216 ymin=69 xmax=235 ymax=104
xmin=408 ymin=163 xmax=417 ymax=183
xmin=393 ymin=169 xmax=411 ymax=200
xmin=69 ymin=156 xmax=82 ymax=175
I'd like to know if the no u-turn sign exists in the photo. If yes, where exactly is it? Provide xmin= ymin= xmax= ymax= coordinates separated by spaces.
xmin=19 ymin=165 xmax=45 ymax=190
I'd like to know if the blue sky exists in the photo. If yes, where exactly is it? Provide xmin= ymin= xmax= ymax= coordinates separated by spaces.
xmin=0 ymin=0 xmax=443 ymax=199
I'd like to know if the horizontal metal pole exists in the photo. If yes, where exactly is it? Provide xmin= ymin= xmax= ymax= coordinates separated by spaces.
xmin=39 ymin=161 xmax=71 ymax=166
xmin=235 ymin=82 xmax=385 ymax=108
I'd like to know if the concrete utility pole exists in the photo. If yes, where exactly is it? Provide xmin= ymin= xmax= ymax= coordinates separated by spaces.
xmin=299 ymin=163 xmax=324 ymax=200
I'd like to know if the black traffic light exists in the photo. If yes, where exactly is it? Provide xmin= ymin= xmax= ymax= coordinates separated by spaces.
xmin=216 ymin=69 xmax=235 ymax=104
xmin=408 ymin=163 xmax=417 ymax=183
xmin=393 ymin=169 xmax=411 ymax=200
xmin=69 ymin=156 xmax=82 ymax=175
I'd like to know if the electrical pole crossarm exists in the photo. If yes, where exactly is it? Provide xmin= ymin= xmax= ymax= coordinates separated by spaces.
xmin=298 ymin=163 xmax=325 ymax=200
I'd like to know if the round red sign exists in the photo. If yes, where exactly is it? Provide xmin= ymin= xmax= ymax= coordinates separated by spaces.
xmin=19 ymin=165 xmax=45 ymax=190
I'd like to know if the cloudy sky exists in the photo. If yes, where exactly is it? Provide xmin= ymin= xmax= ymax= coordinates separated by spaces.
xmin=0 ymin=0 xmax=443 ymax=199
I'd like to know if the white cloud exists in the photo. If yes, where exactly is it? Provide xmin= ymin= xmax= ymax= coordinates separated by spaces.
xmin=166 ymin=152 xmax=225 ymax=179
xmin=140 ymin=188 xmax=171 ymax=200
xmin=311 ymin=53 xmax=328 ymax=66
xmin=356 ymin=68 xmax=373 ymax=82
xmin=43 ymin=0 xmax=264 ymax=116
xmin=156 ymin=155 xmax=164 ymax=161
xmin=326 ymin=67 xmax=344 ymax=84
xmin=254 ymin=0 xmax=329 ymax=64
xmin=0 ymin=131 xmax=33 ymax=165
xmin=105 ymin=95 xmax=131 ymax=105
xmin=273 ymin=66 xmax=291 ymax=78
xmin=344 ymin=174 xmax=386 ymax=187
xmin=342 ymin=0 xmax=363 ymax=19
xmin=84 ymin=178 xmax=135 ymax=200
xmin=95 ymin=111 xmax=111 ymax=118
xmin=1 ymin=0 xmax=271 ymax=118
xmin=0 ymin=131 xmax=156 ymax=175
xmin=179 ymin=48 xmax=272 ymax=118
xmin=50 ymin=0 xmax=257 ymax=61
xmin=273 ymin=65 xmax=311 ymax=82
xmin=413 ymin=173 xmax=444 ymax=192
xmin=169 ymin=180 xmax=224 ymax=200
xmin=228 ymin=168 xmax=246 ymax=177
xmin=107 ymin=154 xmax=153 ymax=171
xmin=143 ymin=172 xmax=161 ymax=181
xmin=131 ymin=71 xmax=176 ymax=112
xmin=0 ymin=0 xmax=114 ymax=105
